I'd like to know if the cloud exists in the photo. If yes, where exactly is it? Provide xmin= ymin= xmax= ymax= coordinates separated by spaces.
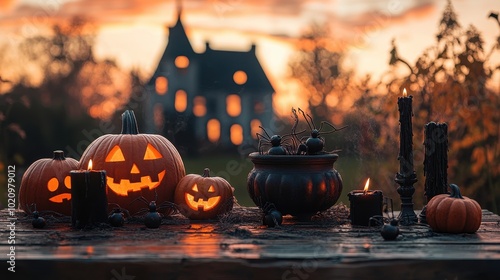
xmin=0 ymin=0 xmax=15 ymax=11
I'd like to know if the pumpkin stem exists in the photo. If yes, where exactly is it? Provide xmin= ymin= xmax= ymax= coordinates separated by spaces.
xmin=53 ymin=150 xmax=66 ymax=160
xmin=202 ymin=168 xmax=211 ymax=177
xmin=449 ymin=184 xmax=463 ymax=199
xmin=121 ymin=110 xmax=140 ymax=135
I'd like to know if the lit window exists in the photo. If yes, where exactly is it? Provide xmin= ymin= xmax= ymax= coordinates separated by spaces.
xmin=207 ymin=119 xmax=221 ymax=143
xmin=153 ymin=103 xmax=164 ymax=130
xmin=233 ymin=70 xmax=247 ymax=85
xmin=250 ymin=119 xmax=262 ymax=139
xmin=254 ymin=101 xmax=265 ymax=114
xmin=226 ymin=94 xmax=241 ymax=117
xmin=175 ymin=56 xmax=190 ymax=69
xmin=193 ymin=96 xmax=206 ymax=117
xmin=155 ymin=76 xmax=168 ymax=95
xmin=230 ymin=124 xmax=243 ymax=145
xmin=175 ymin=90 xmax=187 ymax=112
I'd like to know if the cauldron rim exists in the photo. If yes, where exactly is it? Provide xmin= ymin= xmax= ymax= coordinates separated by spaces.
xmin=248 ymin=152 xmax=338 ymax=165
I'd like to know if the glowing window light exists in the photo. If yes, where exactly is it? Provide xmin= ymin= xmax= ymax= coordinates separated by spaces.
xmin=193 ymin=96 xmax=206 ymax=117
xmin=207 ymin=119 xmax=221 ymax=143
xmin=226 ymin=94 xmax=241 ymax=117
xmin=155 ymin=76 xmax=168 ymax=95
xmin=175 ymin=90 xmax=187 ymax=112
xmin=230 ymin=124 xmax=243 ymax=145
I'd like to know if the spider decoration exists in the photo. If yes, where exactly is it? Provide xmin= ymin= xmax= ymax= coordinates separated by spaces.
xmin=130 ymin=195 xmax=176 ymax=228
xmin=291 ymin=108 xmax=308 ymax=155
xmin=261 ymin=201 xmax=283 ymax=227
xmin=107 ymin=204 xmax=129 ymax=227
xmin=297 ymin=108 xmax=347 ymax=155
xmin=25 ymin=203 xmax=65 ymax=229
xmin=32 ymin=210 xmax=46 ymax=229
xmin=368 ymin=197 xmax=400 ymax=240
xmin=256 ymin=126 xmax=294 ymax=155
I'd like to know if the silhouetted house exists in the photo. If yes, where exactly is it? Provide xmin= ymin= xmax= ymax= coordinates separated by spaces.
xmin=144 ymin=11 xmax=275 ymax=155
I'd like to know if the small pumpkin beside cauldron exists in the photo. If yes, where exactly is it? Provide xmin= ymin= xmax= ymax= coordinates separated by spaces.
xmin=174 ymin=168 xmax=234 ymax=220
xmin=426 ymin=184 xmax=482 ymax=234
xmin=19 ymin=150 xmax=79 ymax=215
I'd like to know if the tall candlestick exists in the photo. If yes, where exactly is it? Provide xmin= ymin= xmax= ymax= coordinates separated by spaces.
xmin=398 ymin=89 xmax=414 ymax=176
xmin=423 ymin=122 xmax=448 ymax=200
xmin=420 ymin=122 xmax=448 ymax=223
xmin=395 ymin=88 xmax=417 ymax=225
xmin=71 ymin=160 xmax=108 ymax=229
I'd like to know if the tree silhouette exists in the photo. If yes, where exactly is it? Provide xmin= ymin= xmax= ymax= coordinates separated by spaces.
xmin=361 ymin=0 xmax=500 ymax=212
xmin=288 ymin=22 xmax=354 ymax=123
xmin=0 ymin=17 xmax=132 ymax=173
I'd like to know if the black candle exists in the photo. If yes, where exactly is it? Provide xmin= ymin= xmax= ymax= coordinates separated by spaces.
xmin=71 ymin=160 xmax=108 ymax=228
xmin=397 ymin=89 xmax=414 ymax=177
xmin=348 ymin=179 xmax=383 ymax=226
xmin=423 ymin=122 xmax=448 ymax=201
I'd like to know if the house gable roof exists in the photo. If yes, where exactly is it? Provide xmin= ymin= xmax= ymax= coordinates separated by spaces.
xmin=199 ymin=45 xmax=274 ymax=94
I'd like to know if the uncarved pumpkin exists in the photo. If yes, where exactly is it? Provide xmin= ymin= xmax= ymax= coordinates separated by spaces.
xmin=174 ymin=168 xmax=234 ymax=220
xmin=19 ymin=150 xmax=79 ymax=215
xmin=79 ymin=110 xmax=185 ymax=215
xmin=426 ymin=184 xmax=482 ymax=233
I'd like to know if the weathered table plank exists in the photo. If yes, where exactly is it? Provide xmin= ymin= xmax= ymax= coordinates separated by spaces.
xmin=1 ymin=207 xmax=500 ymax=279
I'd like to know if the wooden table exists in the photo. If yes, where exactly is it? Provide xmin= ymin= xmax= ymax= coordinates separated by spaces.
xmin=2 ymin=206 xmax=500 ymax=280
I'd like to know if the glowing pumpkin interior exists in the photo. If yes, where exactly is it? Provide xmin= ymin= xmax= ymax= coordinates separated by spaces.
xmin=104 ymin=143 xmax=166 ymax=196
xmin=47 ymin=175 xmax=72 ymax=203
xmin=185 ymin=184 xmax=221 ymax=211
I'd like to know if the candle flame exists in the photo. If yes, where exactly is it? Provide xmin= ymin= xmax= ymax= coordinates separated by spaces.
xmin=403 ymin=88 xmax=407 ymax=97
xmin=88 ymin=159 xmax=93 ymax=170
xmin=363 ymin=178 xmax=370 ymax=192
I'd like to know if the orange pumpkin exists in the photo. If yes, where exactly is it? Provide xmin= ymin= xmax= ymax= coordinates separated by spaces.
xmin=79 ymin=110 xmax=185 ymax=215
xmin=19 ymin=150 xmax=79 ymax=215
xmin=174 ymin=168 xmax=234 ymax=220
xmin=426 ymin=184 xmax=482 ymax=233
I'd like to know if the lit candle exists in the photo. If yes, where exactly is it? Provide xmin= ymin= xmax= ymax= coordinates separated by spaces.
xmin=71 ymin=159 xmax=108 ymax=228
xmin=348 ymin=178 xmax=383 ymax=226
xmin=398 ymin=88 xmax=414 ymax=177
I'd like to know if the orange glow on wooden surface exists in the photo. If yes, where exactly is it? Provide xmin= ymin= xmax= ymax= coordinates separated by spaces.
xmin=207 ymin=119 xmax=221 ymax=143
xmin=226 ymin=94 xmax=241 ymax=117
xmin=175 ymin=90 xmax=187 ymax=112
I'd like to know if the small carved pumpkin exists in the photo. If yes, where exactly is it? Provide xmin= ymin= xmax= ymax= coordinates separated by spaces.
xmin=79 ymin=110 xmax=185 ymax=215
xmin=174 ymin=168 xmax=234 ymax=220
xmin=426 ymin=184 xmax=482 ymax=233
xmin=19 ymin=150 xmax=79 ymax=215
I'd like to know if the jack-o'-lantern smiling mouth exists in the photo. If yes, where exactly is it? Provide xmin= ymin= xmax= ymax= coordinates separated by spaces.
xmin=49 ymin=193 xmax=71 ymax=203
xmin=185 ymin=193 xmax=221 ymax=211
xmin=107 ymin=170 xmax=166 ymax=196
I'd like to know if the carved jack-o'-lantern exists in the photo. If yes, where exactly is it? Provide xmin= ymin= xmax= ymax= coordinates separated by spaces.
xmin=79 ymin=110 xmax=185 ymax=215
xmin=174 ymin=168 xmax=234 ymax=220
xmin=19 ymin=150 xmax=79 ymax=215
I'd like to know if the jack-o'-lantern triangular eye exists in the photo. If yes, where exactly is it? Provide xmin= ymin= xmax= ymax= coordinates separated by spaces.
xmin=192 ymin=184 xmax=199 ymax=192
xmin=144 ymin=143 xmax=163 ymax=160
xmin=106 ymin=145 xmax=125 ymax=162
xmin=208 ymin=185 xmax=215 ymax=192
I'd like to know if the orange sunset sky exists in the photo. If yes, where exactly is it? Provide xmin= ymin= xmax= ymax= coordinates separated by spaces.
xmin=1 ymin=0 xmax=499 ymax=114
